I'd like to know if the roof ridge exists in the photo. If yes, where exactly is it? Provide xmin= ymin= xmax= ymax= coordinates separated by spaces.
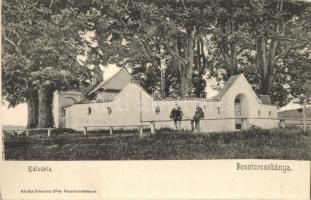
xmin=216 ymin=73 xmax=243 ymax=99
xmin=87 ymin=68 xmax=130 ymax=96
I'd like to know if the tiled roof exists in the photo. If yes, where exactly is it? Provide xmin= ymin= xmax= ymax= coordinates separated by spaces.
xmin=87 ymin=68 xmax=132 ymax=97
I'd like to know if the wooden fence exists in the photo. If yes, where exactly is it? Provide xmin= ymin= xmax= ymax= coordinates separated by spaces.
xmin=142 ymin=117 xmax=311 ymax=134
xmin=81 ymin=124 xmax=149 ymax=137
xmin=2 ymin=117 xmax=310 ymax=138
xmin=2 ymin=128 xmax=56 ymax=137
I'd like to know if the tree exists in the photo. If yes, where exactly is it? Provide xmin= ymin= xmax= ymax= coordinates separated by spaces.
xmin=79 ymin=0 xmax=217 ymax=98
xmin=252 ymin=0 xmax=311 ymax=98
xmin=209 ymin=0 xmax=254 ymax=80
xmin=2 ymin=0 xmax=92 ymax=128
xmin=206 ymin=0 xmax=311 ymax=106
xmin=154 ymin=0 xmax=215 ymax=97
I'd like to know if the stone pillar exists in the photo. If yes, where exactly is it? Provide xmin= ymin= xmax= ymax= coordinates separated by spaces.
xmin=47 ymin=128 xmax=51 ymax=137
xmin=150 ymin=121 xmax=156 ymax=134
xmin=279 ymin=119 xmax=285 ymax=128
xmin=139 ymin=126 xmax=143 ymax=137
xmin=83 ymin=127 xmax=88 ymax=135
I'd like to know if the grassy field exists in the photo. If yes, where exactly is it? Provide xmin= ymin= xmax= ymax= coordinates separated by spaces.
xmin=3 ymin=127 xmax=311 ymax=160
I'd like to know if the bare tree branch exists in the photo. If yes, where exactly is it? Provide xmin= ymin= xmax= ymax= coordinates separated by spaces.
xmin=135 ymin=39 xmax=160 ymax=66
xmin=3 ymin=29 xmax=31 ymax=63
xmin=49 ymin=0 xmax=54 ymax=8
xmin=276 ymin=42 xmax=309 ymax=60
xmin=180 ymin=0 xmax=189 ymax=14
xmin=3 ymin=30 xmax=21 ymax=54
xmin=162 ymin=41 xmax=187 ymax=65
xmin=270 ymin=36 xmax=308 ymax=42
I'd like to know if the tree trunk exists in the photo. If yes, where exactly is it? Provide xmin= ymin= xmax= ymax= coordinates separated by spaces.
xmin=173 ymin=39 xmax=185 ymax=97
xmin=92 ymin=65 xmax=103 ymax=84
xmin=257 ymin=36 xmax=278 ymax=96
xmin=258 ymin=0 xmax=282 ymax=97
xmin=38 ymin=85 xmax=55 ymax=128
xmin=195 ymin=38 xmax=204 ymax=97
xmin=180 ymin=76 xmax=192 ymax=97
xmin=180 ymin=27 xmax=195 ymax=97
xmin=185 ymin=27 xmax=194 ymax=79
xmin=256 ymin=36 xmax=270 ymax=95
xmin=166 ymin=29 xmax=195 ymax=98
xmin=26 ymin=89 xmax=39 ymax=128
xmin=160 ymin=45 xmax=167 ymax=98
xmin=229 ymin=42 xmax=237 ymax=75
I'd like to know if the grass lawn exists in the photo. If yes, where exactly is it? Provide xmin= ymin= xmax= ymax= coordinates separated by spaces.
xmin=3 ymin=127 xmax=311 ymax=160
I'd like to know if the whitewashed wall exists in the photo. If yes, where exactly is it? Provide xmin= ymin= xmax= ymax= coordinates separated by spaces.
xmin=148 ymin=100 xmax=231 ymax=132
xmin=65 ymin=79 xmax=278 ymax=132
xmin=53 ymin=91 xmax=83 ymax=128
xmin=221 ymin=75 xmax=278 ymax=130
xmin=66 ymin=84 xmax=153 ymax=130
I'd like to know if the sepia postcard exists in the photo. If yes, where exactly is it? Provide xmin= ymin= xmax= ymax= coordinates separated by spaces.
xmin=1 ymin=0 xmax=310 ymax=199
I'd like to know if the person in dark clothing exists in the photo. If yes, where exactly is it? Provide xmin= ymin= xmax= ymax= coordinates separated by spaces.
xmin=191 ymin=105 xmax=204 ymax=132
xmin=170 ymin=106 xmax=183 ymax=130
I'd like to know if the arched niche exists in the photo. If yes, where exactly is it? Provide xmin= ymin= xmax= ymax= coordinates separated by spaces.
xmin=234 ymin=93 xmax=249 ymax=129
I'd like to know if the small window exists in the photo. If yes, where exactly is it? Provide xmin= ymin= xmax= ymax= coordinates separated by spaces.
xmin=235 ymin=124 xmax=242 ymax=129
xmin=268 ymin=111 xmax=272 ymax=117
xmin=107 ymin=107 xmax=112 ymax=115
xmin=297 ymin=108 xmax=303 ymax=113
xmin=258 ymin=110 xmax=261 ymax=118
xmin=87 ymin=107 xmax=92 ymax=115
xmin=155 ymin=106 xmax=160 ymax=114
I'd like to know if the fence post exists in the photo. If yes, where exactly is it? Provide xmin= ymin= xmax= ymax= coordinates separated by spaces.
xmin=47 ymin=128 xmax=51 ymax=137
xmin=191 ymin=121 xmax=195 ymax=133
xmin=150 ymin=121 xmax=155 ymax=134
xmin=192 ymin=121 xmax=201 ymax=133
xmin=83 ymin=127 xmax=88 ymax=135
xmin=139 ymin=126 xmax=143 ymax=137
xmin=109 ymin=127 xmax=113 ymax=135
xmin=279 ymin=119 xmax=285 ymax=128
xmin=26 ymin=130 xmax=29 ymax=136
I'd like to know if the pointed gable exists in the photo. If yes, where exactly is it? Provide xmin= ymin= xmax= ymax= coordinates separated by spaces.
xmin=209 ymin=74 xmax=242 ymax=101
xmin=87 ymin=68 xmax=132 ymax=97
xmin=210 ymin=73 xmax=265 ymax=104
xmin=217 ymin=74 xmax=242 ymax=99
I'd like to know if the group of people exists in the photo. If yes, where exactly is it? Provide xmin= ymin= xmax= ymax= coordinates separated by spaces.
xmin=169 ymin=104 xmax=204 ymax=132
